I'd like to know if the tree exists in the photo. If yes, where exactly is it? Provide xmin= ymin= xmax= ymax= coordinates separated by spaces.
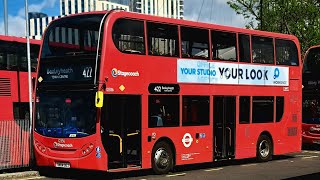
xmin=227 ymin=0 xmax=320 ymax=55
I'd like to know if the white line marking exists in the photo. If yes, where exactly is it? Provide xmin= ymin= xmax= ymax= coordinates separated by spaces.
xmin=302 ymin=155 xmax=319 ymax=159
xmin=295 ymin=155 xmax=312 ymax=157
xmin=290 ymin=161 xmax=294 ymax=162
xmin=166 ymin=173 xmax=186 ymax=177
xmin=139 ymin=179 xmax=147 ymax=180
xmin=302 ymin=151 xmax=320 ymax=154
xmin=16 ymin=176 xmax=46 ymax=180
xmin=204 ymin=167 xmax=223 ymax=172
xmin=241 ymin=164 xmax=257 ymax=167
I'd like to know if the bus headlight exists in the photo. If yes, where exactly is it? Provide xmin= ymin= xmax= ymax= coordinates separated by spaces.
xmin=81 ymin=143 xmax=94 ymax=157
xmin=35 ymin=141 xmax=47 ymax=154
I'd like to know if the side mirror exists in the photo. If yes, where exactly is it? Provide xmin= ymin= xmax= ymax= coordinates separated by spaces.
xmin=95 ymin=91 xmax=104 ymax=108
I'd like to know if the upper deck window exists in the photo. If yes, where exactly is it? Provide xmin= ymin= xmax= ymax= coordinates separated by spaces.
xmin=239 ymin=34 xmax=251 ymax=63
xmin=181 ymin=27 xmax=209 ymax=59
xmin=276 ymin=39 xmax=298 ymax=66
xmin=112 ymin=19 xmax=145 ymax=55
xmin=41 ymin=14 xmax=104 ymax=58
xmin=252 ymin=36 xmax=274 ymax=64
xmin=147 ymin=22 xmax=179 ymax=57
xmin=211 ymin=30 xmax=237 ymax=61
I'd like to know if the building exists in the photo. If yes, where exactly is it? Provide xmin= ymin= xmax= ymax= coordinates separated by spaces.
xmin=132 ymin=0 xmax=184 ymax=19
xmin=29 ymin=0 xmax=129 ymax=39
xmin=60 ymin=0 xmax=129 ymax=16
xmin=29 ymin=15 xmax=63 ymax=40
xmin=29 ymin=0 xmax=184 ymax=39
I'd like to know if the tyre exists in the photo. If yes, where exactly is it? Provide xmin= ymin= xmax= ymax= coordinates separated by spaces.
xmin=151 ymin=141 xmax=173 ymax=174
xmin=256 ymin=135 xmax=273 ymax=162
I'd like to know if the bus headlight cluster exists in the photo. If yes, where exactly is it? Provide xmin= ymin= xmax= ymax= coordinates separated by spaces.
xmin=35 ymin=141 xmax=46 ymax=154
xmin=81 ymin=143 xmax=94 ymax=157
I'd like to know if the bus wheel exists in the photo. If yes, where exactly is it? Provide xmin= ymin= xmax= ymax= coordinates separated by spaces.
xmin=256 ymin=135 xmax=273 ymax=162
xmin=152 ymin=141 xmax=173 ymax=174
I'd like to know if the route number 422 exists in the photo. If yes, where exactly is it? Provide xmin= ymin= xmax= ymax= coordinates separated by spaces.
xmin=83 ymin=67 xmax=93 ymax=78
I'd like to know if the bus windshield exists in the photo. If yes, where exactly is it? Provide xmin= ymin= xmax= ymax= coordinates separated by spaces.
xmin=302 ymin=97 xmax=320 ymax=124
xmin=41 ymin=14 xmax=104 ymax=58
xmin=35 ymin=91 xmax=96 ymax=138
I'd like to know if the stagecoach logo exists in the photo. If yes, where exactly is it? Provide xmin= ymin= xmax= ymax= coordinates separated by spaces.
xmin=53 ymin=139 xmax=73 ymax=148
xmin=182 ymin=133 xmax=193 ymax=148
xmin=111 ymin=68 xmax=140 ymax=78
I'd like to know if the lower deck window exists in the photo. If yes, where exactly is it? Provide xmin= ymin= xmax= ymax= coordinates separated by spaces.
xmin=148 ymin=95 xmax=179 ymax=128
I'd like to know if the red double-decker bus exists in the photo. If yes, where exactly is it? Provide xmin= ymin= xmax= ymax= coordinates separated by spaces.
xmin=0 ymin=35 xmax=40 ymax=169
xmin=302 ymin=45 xmax=320 ymax=145
xmin=34 ymin=11 xmax=301 ymax=174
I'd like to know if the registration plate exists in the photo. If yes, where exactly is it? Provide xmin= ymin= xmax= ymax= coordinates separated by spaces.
xmin=55 ymin=162 xmax=70 ymax=168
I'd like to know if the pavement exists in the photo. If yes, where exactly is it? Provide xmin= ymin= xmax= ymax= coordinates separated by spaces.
xmin=0 ymin=171 xmax=39 ymax=180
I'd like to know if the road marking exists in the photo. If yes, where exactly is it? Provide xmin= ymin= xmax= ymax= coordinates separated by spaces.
xmin=204 ymin=167 xmax=223 ymax=172
xmin=166 ymin=173 xmax=186 ymax=177
xmin=295 ymin=154 xmax=312 ymax=157
xmin=277 ymin=160 xmax=289 ymax=162
xmin=302 ymin=155 xmax=319 ymax=159
xmin=241 ymin=164 xmax=257 ymax=167
xmin=302 ymin=150 xmax=320 ymax=154
xmin=15 ymin=176 xmax=46 ymax=180
xmin=290 ymin=161 xmax=294 ymax=162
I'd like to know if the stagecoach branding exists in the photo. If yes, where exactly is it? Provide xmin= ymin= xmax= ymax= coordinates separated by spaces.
xmin=177 ymin=59 xmax=289 ymax=86
xmin=111 ymin=68 xmax=140 ymax=78
xmin=53 ymin=139 xmax=73 ymax=148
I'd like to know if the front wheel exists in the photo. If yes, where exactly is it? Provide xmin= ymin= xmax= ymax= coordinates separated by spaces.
xmin=151 ymin=141 xmax=173 ymax=174
xmin=256 ymin=135 xmax=273 ymax=162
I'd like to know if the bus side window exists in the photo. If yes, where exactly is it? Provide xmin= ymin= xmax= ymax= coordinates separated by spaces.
xmin=0 ymin=52 xmax=6 ymax=70
xmin=182 ymin=96 xmax=209 ymax=126
xmin=7 ymin=53 xmax=19 ymax=71
xmin=252 ymin=36 xmax=274 ymax=64
xmin=239 ymin=34 xmax=251 ymax=63
xmin=211 ymin=30 xmax=237 ymax=61
xmin=252 ymin=96 xmax=274 ymax=123
xmin=276 ymin=39 xmax=299 ymax=66
xmin=112 ymin=19 xmax=145 ymax=55
xmin=148 ymin=95 xmax=179 ymax=128
xmin=239 ymin=96 xmax=250 ymax=124
xmin=276 ymin=96 xmax=284 ymax=122
xmin=147 ymin=22 xmax=179 ymax=57
xmin=181 ymin=27 xmax=209 ymax=59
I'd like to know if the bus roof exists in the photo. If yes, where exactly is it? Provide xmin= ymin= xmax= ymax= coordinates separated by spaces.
xmin=47 ymin=10 xmax=299 ymax=42
xmin=0 ymin=35 xmax=41 ymax=45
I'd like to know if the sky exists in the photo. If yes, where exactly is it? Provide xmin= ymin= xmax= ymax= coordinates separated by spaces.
xmin=0 ymin=0 xmax=247 ymax=37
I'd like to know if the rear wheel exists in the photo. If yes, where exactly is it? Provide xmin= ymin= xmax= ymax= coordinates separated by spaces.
xmin=256 ymin=135 xmax=273 ymax=162
xmin=151 ymin=141 xmax=173 ymax=174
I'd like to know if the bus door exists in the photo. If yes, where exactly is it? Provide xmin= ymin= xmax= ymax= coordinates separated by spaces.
xmin=213 ymin=96 xmax=236 ymax=159
xmin=101 ymin=95 xmax=141 ymax=170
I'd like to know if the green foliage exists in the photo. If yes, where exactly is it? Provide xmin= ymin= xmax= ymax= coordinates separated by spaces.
xmin=227 ymin=0 xmax=320 ymax=55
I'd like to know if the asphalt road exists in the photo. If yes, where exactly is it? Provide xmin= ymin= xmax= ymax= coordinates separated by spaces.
xmin=17 ymin=145 xmax=320 ymax=180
